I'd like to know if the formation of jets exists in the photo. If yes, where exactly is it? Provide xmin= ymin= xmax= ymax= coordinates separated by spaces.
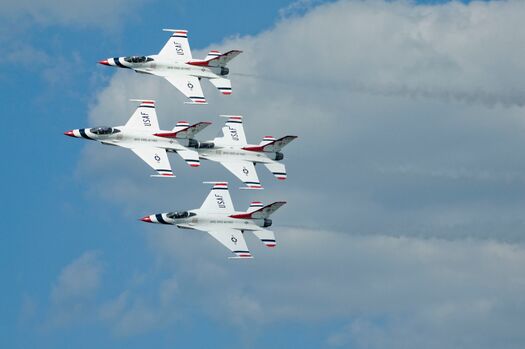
xmin=66 ymin=29 xmax=296 ymax=258
xmin=64 ymin=100 xmax=297 ymax=189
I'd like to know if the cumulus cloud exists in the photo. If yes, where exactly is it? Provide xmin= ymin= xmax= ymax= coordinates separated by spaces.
xmin=81 ymin=0 xmax=525 ymax=241
xmin=70 ymin=0 xmax=525 ymax=346
xmin=46 ymin=251 xmax=103 ymax=327
xmin=98 ymin=274 xmax=179 ymax=337
xmin=146 ymin=227 xmax=525 ymax=349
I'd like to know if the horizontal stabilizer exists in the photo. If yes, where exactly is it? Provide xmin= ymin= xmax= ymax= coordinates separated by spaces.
xmin=247 ymin=201 xmax=263 ymax=213
xmin=259 ymin=136 xmax=276 ymax=146
xmin=230 ymin=201 xmax=286 ymax=220
xmin=205 ymin=50 xmax=221 ymax=61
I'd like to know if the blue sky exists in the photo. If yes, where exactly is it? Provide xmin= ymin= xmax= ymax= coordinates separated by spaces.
xmin=3 ymin=1 xmax=525 ymax=348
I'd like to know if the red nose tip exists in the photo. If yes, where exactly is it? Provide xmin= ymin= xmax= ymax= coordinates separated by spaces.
xmin=98 ymin=60 xmax=109 ymax=66
xmin=140 ymin=216 xmax=152 ymax=223
xmin=64 ymin=130 xmax=75 ymax=137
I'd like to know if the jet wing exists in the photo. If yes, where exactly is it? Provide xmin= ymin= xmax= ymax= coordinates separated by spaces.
xmin=164 ymin=75 xmax=207 ymax=104
xmin=177 ymin=148 xmax=201 ymax=167
xmin=158 ymin=29 xmax=192 ymax=61
xmin=200 ymin=182 xmax=234 ymax=213
xmin=125 ymin=100 xmax=159 ymax=130
xmin=264 ymin=162 xmax=287 ymax=180
xmin=252 ymin=228 xmax=277 ymax=248
xmin=214 ymin=115 xmax=247 ymax=146
xmin=131 ymin=147 xmax=174 ymax=177
xmin=220 ymin=161 xmax=262 ymax=189
xmin=206 ymin=228 xmax=253 ymax=259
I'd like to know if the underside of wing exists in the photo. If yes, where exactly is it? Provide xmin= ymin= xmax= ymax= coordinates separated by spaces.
xmin=164 ymin=75 xmax=207 ymax=104
xmin=220 ymin=161 xmax=262 ymax=189
xmin=131 ymin=147 xmax=174 ymax=177
xmin=206 ymin=228 xmax=252 ymax=259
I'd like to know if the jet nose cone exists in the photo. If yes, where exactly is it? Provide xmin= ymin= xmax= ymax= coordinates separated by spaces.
xmin=64 ymin=130 xmax=76 ymax=137
xmin=98 ymin=59 xmax=109 ymax=66
xmin=140 ymin=216 xmax=152 ymax=223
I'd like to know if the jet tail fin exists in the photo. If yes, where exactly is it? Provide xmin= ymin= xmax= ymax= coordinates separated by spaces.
xmin=243 ymin=136 xmax=298 ymax=153
xmin=153 ymin=121 xmax=211 ymax=139
xmin=230 ymin=201 xmax=286 ymax=219
xmin=188 ymin=50 xmax=242 ymax=68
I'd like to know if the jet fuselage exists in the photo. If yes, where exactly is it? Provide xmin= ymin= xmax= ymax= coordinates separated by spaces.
xmin=65 ymin=127 xmax=189 ymax=151
xmin=101 ymin=55 xmax=226 ymax=80
xmin=142 ymin=210 xmax=269 ymax=232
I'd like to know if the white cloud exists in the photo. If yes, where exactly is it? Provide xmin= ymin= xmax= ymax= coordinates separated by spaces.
xmin=80 ymin=0 xmax=525 ymax=241
xmin=71 ymin=0 xmax=525 ymax=346
xmin=51 ymin=251 xmax=102 ymax=303
xmin=147 ymin=227 xmax=525 ymax=348
xmin=97 ymin=274 xmax=179 ymax=337
xmin=46 ymin=251 xmax=103 ymax=328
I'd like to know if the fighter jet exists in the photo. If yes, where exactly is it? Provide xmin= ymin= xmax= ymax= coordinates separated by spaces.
xmin=140 ymin=182 xmax=286 ymax=259
xmin=63 ymin=99 xmax=210 ymax=177
xmin=98 ymin=29 xmax=242 ymax=104
xmin=183 ymin=115 xmax=297 ymax=189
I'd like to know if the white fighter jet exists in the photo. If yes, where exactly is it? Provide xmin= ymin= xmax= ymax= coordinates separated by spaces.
xmin=64 ymin=99 xmax=211 ymax=177
xmin=98 ymin=29 xmax=242 ymax=104
xmin=140 ymin=182 xmax=286 ymax=259
xmin=188 ymin=115 xmax=298 ymax=189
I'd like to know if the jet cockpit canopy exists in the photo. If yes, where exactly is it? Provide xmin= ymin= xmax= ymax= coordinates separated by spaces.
xmin=166 ymin=211 xmax=196 ymax=219
xmin=124 ymin=56 xmax=154 ymax=63
xmin=89 ymin=127 xmax=121 ymax=135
